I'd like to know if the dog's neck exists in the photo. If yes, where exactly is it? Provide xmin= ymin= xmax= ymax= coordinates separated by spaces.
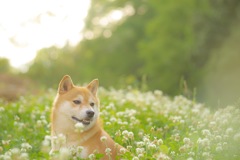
xmin=52 ymin=117 xmax=102 ymax=148
xmin=66 ymin=119 xmax=102 ymax=145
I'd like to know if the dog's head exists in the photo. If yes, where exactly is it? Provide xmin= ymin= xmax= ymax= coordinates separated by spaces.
xmin=53 ymin=75 xmax=99 ymax=131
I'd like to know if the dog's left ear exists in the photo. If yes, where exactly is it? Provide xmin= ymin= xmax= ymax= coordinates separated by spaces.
xmin=87 ymin=79 xmax=99 ymax=96
xmin=58 ymin=75 xmax=74 ymax=94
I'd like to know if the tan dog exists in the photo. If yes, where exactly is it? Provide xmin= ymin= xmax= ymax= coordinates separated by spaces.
xmin=50 ymin=75 xmax=124 ymax=159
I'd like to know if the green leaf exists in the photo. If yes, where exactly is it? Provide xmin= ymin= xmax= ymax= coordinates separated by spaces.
xmin=160 ymin=145 xmax=169 ymax=154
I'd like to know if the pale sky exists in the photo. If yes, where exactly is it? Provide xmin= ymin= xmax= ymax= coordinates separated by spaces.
xmin=0 ymin=0 xmax=90 ymax=69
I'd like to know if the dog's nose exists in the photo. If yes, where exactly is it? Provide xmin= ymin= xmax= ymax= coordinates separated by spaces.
xmin=86 ymin=110 xmax=95 ymax=118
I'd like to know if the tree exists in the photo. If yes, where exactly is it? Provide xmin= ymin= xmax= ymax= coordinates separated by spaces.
xmin=0 ymin=58 xmax=11 ymax=73
xmin=25 ymin=0 xmax=240 ymax=97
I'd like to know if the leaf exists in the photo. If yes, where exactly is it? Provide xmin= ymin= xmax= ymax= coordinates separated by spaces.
xmin=95 ymin=153 xmax=104 ymax=159
xmin=160 ymin=145 xmax=169 ymax=154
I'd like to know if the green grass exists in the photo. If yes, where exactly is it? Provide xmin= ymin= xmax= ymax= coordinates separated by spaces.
xmin=0 ymin=87 xmax=240 ymax=159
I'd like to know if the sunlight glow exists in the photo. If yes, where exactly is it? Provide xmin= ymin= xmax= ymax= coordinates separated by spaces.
xmin=110 ymin=10 xmax=123 ymax=21
xmin=0 ymin=0 xmax=90 ymax=68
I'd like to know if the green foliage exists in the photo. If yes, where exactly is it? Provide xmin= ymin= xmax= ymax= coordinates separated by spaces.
xmin=0 ymin=88 xmax=240 ymax=159
xmin=200 ymin=21 xmax=240 ymax=106
xmin=138 ymin=0 xmax=211 ymax=94
xmin=0 ymin=58 xmax=11 ymax=73
xmin=24 ymin=0 xmax=240 ymax=97
xmin=26 ymin=45 xmax=77 ymax=88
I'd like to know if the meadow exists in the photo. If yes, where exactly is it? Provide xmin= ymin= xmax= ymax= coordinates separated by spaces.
xmin=0 ymin=87 xmax=240 ymax=160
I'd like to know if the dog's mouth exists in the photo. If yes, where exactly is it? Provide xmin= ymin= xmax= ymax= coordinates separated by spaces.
xmin=71 ymin=116 xmax=91 ymax=125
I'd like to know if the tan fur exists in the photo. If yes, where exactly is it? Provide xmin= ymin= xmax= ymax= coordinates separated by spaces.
xmin=50 ymin=75 xmax=124 ymax=159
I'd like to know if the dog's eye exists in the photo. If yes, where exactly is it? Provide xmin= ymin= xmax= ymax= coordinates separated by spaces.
xmin=90 ymin=102 xmax=95 ymax=107
xmin=73 ymin=100 xmax=81 ymax=105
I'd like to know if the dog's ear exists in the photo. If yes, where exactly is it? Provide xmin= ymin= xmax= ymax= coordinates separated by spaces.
xmin=58 ymin=75 xmax=74 ymax=94
xmin=87 ymin=79 xmax=99 ymax=96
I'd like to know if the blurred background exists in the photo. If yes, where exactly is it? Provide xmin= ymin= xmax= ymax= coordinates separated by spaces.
xmin=0 ymin=0 xmax=240 ymax=108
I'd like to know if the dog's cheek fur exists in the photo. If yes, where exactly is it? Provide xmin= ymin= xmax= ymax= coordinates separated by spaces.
xmin=59 ymin=101 xmax=74 ymax=115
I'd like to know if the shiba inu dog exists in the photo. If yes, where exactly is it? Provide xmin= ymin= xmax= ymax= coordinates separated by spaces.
xmin=50 ymin=75 xmax=124 ymax=159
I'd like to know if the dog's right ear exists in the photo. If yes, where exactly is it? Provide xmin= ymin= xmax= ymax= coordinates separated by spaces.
xmin=58 ymin=75 xmax=74 ymax=94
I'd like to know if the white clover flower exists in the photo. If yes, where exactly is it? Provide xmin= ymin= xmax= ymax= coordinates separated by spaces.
xmin=52 ymin=134 xmax=66 ymax=147
xmin=44 ymin=135 xmax=52 ymax=141
xmin=202 ymin=152 xmax=210 ymax=157
xmin=40 ymin=115 xmax=46 ymax=120
xmin=105 ymin=148 xmax=111 ymax=156
xmin=58 ymin=134 xmax=66 ymax=145
xmin=76 ymin=146 xmax=84 ymax=154
xmin=138 ymin=132 xmax=144 ymax=137
xmin=21 ymin=143 xmax=32 ymax=150
xmin=180 ymin=120 xmax=185 ymax=124
xmin=88 ymin=153 xmax=96 ymax=160
xmin=20 ymin=152 xmax=29 ymax=160
xmin=154 ymin=90 xmax=163 ymax=96
xmin=209 ymin=121 xmax=216 ymax=128
xmin=18 ymin=105 xmax=26 ymax=113
xmin=74 ymin=122 xmax=84 ymax=133
xmin=172 ymin=134 xmax=180 ymax=142
xmin=156 ymin=152 xmax=171 ymax=160
xmin=226 ymin=128 xmax=234 ymax=135
xmin=136 ymin=142 xmax=145 ymax=147
xmin=120 ymin=148 xmax=127 ymax=154
xmin=132 ymin=156 xmax=139 ymax=160
xmin=36 ymin=120 xmax=43 ymax=128
xmin=122 ymin=130 xmax=134 ymax=141
xmin=41 ymin=140 xmax=51 ymax=153
xmin=188 ymin=152 xmax=195 ymax=157
xmin=143 ymin=135 xmax=150 ymax=144
xmin=0 ymin=155 xmax=11 ymax=160
xmin=202 ymin=129 xmax=211 ymax=137
xmin=150 ymin=127 xmax=155 ymax=132
xmin=106 ymin=103 xmax=115 ymax=110
xmin=0 ymin=107 xmax=5 ymax=112
xmin=106 ymin=122 xmax=111 ymax=125
xmin=52 ymin=136 xmax=58 ymax=145
xmin=69 ymin=147 xmax=77 ymax=156
xmin=127 ymin=146 xmax=132 ymax=150
xmin=215 ymin=145 xmax=223 ymax=152
xmin=136 ymin=148 xmax=144 ymax=154
xmin=148 ymin=143 xmax=156 ymax=150
xmin=127 ymin=109 xmax=137 ymax=117
xmin=116 ymin=112 xmax=124 ymax=117
xmin=59 ymin=147 xmax=71 ymax=160
xmin=115 ymin=130 xmax=121 ymax=137
xmin=202 ymin=138 xmax=210 ymax=147
xmin=128 ymin=132 xmax=134 ymax=139
xmin=130 ymin=117 xmax=139 ymax=125
xmin=147 ymin=118 xmax=152 ymax=122
xmin=41 ymin=120 xmax=48 ymax=125
xmin=110 ymin=117 xmax=117 ymax=122
xmin=4 ymin=151 xmax=12 ymax=157
xmin=215 ymin=135 xmax=222 ymax=141
xmin=170 ymin=151 xmax=175 ymax=156
xmin=183 ymin=138 xmax=191 ymax=144
xmin=138 ymin=154 xmax=144 ymax=158
xmin=198 ymin=138 xmax=210 ymax=148
xmin=157 ymin=139 xmax=163 ymax=145
xmin=11 ymin=148 xmax=20 ymax=155
xmin=179 ymin=145 xmax=187 ymax=153
xmin=100 ymin=136 xmax=107 ymax=142
xmin=122 ymin=130 xmax=129 ymax=136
